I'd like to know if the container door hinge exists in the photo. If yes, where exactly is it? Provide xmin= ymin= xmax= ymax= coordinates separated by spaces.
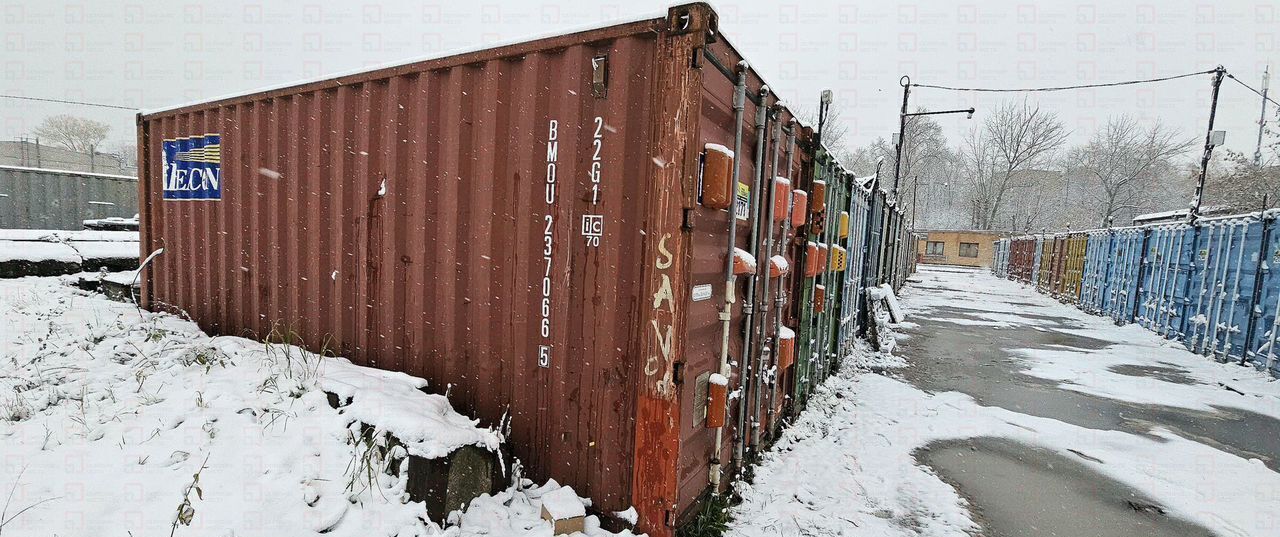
xmin=664 ymin=509 xmax=677 ymax=527
xmin=591 ymin=54 xmax=608 ymax=98
xmin=682 ymin=208 xmax=695 ymax=231
xmin=672 ymin=361 xmax=685 ymax=385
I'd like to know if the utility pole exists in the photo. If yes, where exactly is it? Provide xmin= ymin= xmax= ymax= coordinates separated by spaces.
xmin=892 ymin=75 xmax=974 ymax=204
xmin=1256 ymin=65 xmax=1271 ymax=166
xmin=1190 ymin=66 xmax=1226 ymax=224
xmin=910 ymin=175 xmax=919 ymax=232
xmin=892 ymin=76 xmax=911 ymax=201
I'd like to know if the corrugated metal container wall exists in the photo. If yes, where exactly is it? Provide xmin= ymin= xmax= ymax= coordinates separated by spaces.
xmin=1135 ymin=224 xmax=1193 ymax=337
xmin=138 ymin=6 xmax=815 ymax=534
xmin=838 ymin=183 xmax=872 ymax=356
xmin=1059 ymin=233 xmax=1087 ymax=300
xmin=1247 ymin=212 xmax=1280 ymax=377
xmin=793 ymin=151 xmax=838 ymax=408
xmin=1103 ymin=228 xmax=1145 ymax=323
xmin=991 ymin=238 xmax=1008 ymax=278
xmin=1183 ymin=216 xmax=1261 ymax=361
xmin=1080 ymin=230 xmax=1112 ymax=313
xmin=1009 ymin=236 xmax=1035 ymax=283
xmin=1026 ymin=211 xmax=1280 ymax=380
xmin=1031 ymin=235 xmax=1044 ymax=286
xmin=1036 ymin=236 xmax=1054 ymax=291
xmin=0 ymin=165 xmax=138 ymax=229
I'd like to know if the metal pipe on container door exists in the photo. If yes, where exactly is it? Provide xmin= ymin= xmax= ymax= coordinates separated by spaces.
xmin=709 ymin=65 xmax=747 ymax=491
xmin=1140 ymin=230 xmax=1161 ymax=325
xmin=801 ymin=160 xmax=825 ymax=394
xmin=818 ymin=171 xmax=842 ymax=374
xmin=766 ymin=124 xmax=797 ymax=429
xmin=1221 ymin=220 xmax=1250 ymax=361
xmin=1200 ymin=223 xmax=1227 ymax=353
xmin=810 ymin=159 xmax=834 ymax=386
xmin=803 ymin=161 xmax=825 ymax=391
xmin=1266 ymin=287 xmax=1280 ymax=372
xmin=1242 ymin=209 xmax=1272 ymax=366
xmin=1167 ymin=227 xmax=1188 ymax=336
xmin=816 ymin=172 xmax=837 ymax=377
xmin=841 ymin=173 xmax=862 ymax=352
xmin=1190 ymin=224 xmax=1216 ymax=350
xmin=751 ymin=107 xmax=783 ymax=448
xmin=1209 ymin=222 xmax=1237 ymax=357
xmin=857 ymin=162 xmax=882 ymax=337
xmin=1156 ymin=229 xmax=1176 ymax=333
xmin=1136 ymin=227 xmax=1157 ymax=323
xmin=1207 ymin=222 xmax=1234 ymax=356
xmin=734 ymin=85 xmax=769 ymax=462
xmin=1153 ymin=229 xmax=1171 ymax=331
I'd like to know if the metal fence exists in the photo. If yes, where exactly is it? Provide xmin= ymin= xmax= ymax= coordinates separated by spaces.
xmin=0 ymin=165 xmax=138 ymax=230
xmin=994 ymin=211 xmax=1280 ymax=378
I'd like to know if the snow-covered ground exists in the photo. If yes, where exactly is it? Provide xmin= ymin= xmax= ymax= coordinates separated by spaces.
xmin=729 ymin=266 xmax=1280 ymax=537
xmin=0 ymin=276 xmax=632 ymax=537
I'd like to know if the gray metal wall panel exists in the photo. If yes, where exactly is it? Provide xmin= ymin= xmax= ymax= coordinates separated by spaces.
xmin=0 ymin=166 xmax=137 ymax=229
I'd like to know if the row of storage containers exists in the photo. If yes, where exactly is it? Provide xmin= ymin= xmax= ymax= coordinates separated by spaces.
xmin=994 ymin=213 xmax=1280 ymax=379
xmin=134 ymin=5 xmax=915 ymax=535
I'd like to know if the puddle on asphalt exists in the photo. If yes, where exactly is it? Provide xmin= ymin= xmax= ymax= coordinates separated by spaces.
xmin=1108 ymin=364 xmax=1199 ymax=385
xmin=898 ymin=306 xmax=1280 ymax=471
xmin=916 ymin=437 xmax=1214 ymax=537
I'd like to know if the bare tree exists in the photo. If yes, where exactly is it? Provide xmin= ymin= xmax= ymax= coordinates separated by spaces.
xmin=31 ymin=114 xmax=110 ymax=153
xmin=1065 ymin=116 xmax=1192 ymax=226
xmin=105 ymin=141 xmax=138 ymax=169
xmin=797 ymin=103 xmax=856 ymax=168
xmin=962 ymin=100 xmax=1068 ymax=230
xmin=1203 ymin=149 xmax=1280 ymax=212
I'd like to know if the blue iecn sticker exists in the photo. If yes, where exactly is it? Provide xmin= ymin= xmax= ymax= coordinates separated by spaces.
xmin=162 ymin=134 xmax=222 ymax=200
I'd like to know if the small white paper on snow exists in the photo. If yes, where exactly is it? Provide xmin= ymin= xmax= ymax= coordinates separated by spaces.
xmin=733 ymin=247 xmax=757 ymax=271
xmin=705 ymin=142 xmax=734 ymax=159
xmin=540 ymin=485 xmax=586 ymax=520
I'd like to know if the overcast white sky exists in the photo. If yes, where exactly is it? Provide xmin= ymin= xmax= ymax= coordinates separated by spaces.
xmin=2 ymin=0 xmax=1277 ymax=158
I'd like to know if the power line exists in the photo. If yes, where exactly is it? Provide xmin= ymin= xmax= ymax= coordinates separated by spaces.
xmin=1225 ymin=73 xmax=1279 ymax=108
xmin=0 ymin=94 xmax=137 ymax=111
xmin=911 ymin=69 xmax=1217 ymax=93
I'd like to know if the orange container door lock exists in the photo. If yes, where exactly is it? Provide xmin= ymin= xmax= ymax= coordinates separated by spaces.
xmin=790 ymin=190 xmax=808 ymax=228
xmin=706 ymin=373 xmax=729 ymax=428
xmin=701 ymin=144 xmax=735 ymax=210
xmin=773 ymin=177 xmax=792 ymax=223
xmin=810 ymin=180 xmax=827 ymax=213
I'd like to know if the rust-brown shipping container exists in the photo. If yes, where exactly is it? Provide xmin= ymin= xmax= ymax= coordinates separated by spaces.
xmin=137 ymin=4 xmax=820 ymax=535
xmin=1009 ymin=236 xmax=1036 ymax=283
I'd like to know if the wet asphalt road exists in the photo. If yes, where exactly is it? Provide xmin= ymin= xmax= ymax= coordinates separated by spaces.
xmin=894 ymin=268 xmax=1280 ymax=537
